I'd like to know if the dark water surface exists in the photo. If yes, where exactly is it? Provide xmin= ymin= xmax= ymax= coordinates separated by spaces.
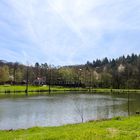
xmin=0 ymin=92 xmax=139 ymax=130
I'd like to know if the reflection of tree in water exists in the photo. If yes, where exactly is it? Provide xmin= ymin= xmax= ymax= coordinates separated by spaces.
xmin=72 ymin=93 xmax=140 ymax=123
xmin=96 ymin=94 xmax=130 ymax=120
xmin=129 ymin=94 xmax=140 ymax=115
xmin=73 ymin=98 xmax=85 ymax=123
xmin=96 ymin=105 xmax=110 ymax=120
xmin=111 ymin=93 xmax=138 ymax=117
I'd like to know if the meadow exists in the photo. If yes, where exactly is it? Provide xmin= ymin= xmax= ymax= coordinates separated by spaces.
xmin=0 ymin=116 xmax=140 ymax=140
xmin=0 ymin=85 xmax=140 ymax=96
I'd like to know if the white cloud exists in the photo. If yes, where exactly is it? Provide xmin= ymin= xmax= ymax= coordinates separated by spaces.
xmin=48 ymin=0 xmax=137 ymax=31
xmin=1 ymin=0 xmax=140 ymax=65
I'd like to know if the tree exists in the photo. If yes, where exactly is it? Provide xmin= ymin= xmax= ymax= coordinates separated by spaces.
xmin=74 ymin=99 xmax=84 ymax=123
xmin=58 ymin=67 xmax=75 ymax=86
xmin=13 ymin=62 xmax=19 ymax=84
xmin=102 ymin=57 xmax=109 ymax=65
xmin=34 ymin=62 xmax=40 ymax=78
xmin=0 ymin=65 xmax=9 ymax=83
xmin=15 ymin=67 xmax=24 ymax=83
xmin=101 ymin=72 xmax=112 ymax=88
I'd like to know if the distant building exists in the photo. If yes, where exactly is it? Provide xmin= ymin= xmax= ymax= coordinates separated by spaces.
xmin=33 ymin=77 xmax=45 ymax=86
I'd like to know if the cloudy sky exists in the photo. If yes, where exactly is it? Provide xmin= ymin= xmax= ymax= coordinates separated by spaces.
xmin=0 ymin=0 xmax=140 ymax=66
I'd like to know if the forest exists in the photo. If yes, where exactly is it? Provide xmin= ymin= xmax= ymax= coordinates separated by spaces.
xmin=0 ymin=53 xmax=140 ymax=89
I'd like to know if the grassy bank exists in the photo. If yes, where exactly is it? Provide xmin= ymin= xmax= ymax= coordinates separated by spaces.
xmin=0 ymin=85 xmax=76 ymax=92
xmin=0 ymin=85 xmax=83 ymax=94
xmin=0 ymin=85 xmax=88 ymax=97
xmin=1 ymin=85 xmax=140 ymax=96
xmin=0 ymin=116 xmax=140 ymax=140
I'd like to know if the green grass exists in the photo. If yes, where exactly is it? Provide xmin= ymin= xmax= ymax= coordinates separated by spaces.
xmin=0 ymin=85 xmax=82 ymax=93
xmin=0 ymin=85 xmax=67 ymax=91
xmin=0 ymin=85 xmax=87 ymax=97
xmin=0 ymin=85 xmax=84 ymax=91
xmin=0 ymin=116 xmax=140 ymax=140
xmin=1 ymin=85 xmax=140 ymax=97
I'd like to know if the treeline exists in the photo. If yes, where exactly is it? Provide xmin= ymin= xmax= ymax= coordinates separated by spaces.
xmin=0 ymin=53 xmax=140 ymax=89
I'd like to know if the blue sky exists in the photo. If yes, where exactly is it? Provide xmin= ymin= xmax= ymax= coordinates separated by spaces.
xmin=0 ymin=0 xmax=140 ymax=66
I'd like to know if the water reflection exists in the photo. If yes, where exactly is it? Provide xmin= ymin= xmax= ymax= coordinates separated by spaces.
xmin=0 ymin=92 xmax=139 ymax=130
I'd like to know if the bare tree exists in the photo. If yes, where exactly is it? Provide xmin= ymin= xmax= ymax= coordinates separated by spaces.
xmin=74 ymin=99 xmax=84 ymax=123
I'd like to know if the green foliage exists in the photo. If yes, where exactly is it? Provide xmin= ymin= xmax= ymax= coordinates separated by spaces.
xmin=1 ymin=54 xmax=140 ymax=89
xmin=0 ymin=65 xmax=9 ymax=82
xmin=59 ymin=67 xmax=74 ymax=81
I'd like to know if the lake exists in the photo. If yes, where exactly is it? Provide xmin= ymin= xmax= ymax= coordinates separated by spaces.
xmin=0 ymin=92 xmax=140 ymax=130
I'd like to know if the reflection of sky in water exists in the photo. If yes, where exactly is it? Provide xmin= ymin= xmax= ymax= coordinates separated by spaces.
xmin=0 ymin=93 xmax=139 ymax=130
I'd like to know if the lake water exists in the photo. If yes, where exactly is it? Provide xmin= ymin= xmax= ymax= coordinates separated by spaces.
xmin=0 ymin=92 xmax=140 ymax=130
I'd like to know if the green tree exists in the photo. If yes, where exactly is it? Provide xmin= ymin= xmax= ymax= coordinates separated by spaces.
xmin=101 ymin=72 xmax=112 ymax=88
xmin=0 ymin=65 xmax=9 ymax=83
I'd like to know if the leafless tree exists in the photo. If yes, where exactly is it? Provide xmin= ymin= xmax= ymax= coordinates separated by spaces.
xmin=74 ymin=99 xmax=84 ymax=123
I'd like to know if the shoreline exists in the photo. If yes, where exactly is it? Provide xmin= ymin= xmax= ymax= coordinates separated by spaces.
xmin=1 ymin=86 xmax=140 ymax=95
xmin=0 ymin=116 xmax=140 ymax=139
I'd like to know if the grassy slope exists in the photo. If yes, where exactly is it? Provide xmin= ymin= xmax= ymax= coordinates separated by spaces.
xmin=0 ymin=86 xmax=81 ymax=97
xmin=1 ymin=85 xmax=140 ymax=93
xmin=0 ymin=116 xmax=140 ymax=140
xmin=0 ymin=85 xmax=82 ymax=92
xmin=0 ymin=85 xmax=66 ymax=91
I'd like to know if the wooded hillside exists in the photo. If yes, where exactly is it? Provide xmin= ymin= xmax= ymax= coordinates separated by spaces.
xmin=0 ymin=53 xmax=140 ymax=89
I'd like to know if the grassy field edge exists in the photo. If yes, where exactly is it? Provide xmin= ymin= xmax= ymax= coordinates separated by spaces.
xmin=1 ymin=85 xmax=140 ymax=94
xmin=0 ymin=116 xmax=140 ymax=140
